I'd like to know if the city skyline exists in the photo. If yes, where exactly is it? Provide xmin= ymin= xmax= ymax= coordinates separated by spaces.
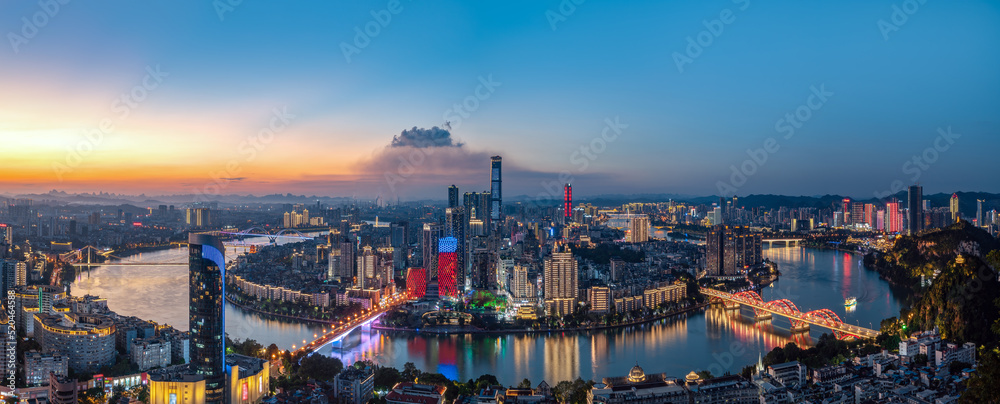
xmin=2 ymin=1 xmax=999 ymax=199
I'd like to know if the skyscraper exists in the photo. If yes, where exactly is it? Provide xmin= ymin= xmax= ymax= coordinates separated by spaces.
xmin=444 ymin=207 xmax=465 ymax=285
xmin=950 ymin=193 xmax=960 ymax=223
xmin=564 ymin=184 xmax=573 ymax=220
xmin=448 ymin=185 xmax=459 ymax=208
xmin=437 ymin=237 xmax=459 ymax=298
xmin=907 ymin=185 xmax=923 ymax=236
xmin=887 ymin=200 xmax=902 ymax=233
xmin=421 ymin=223 xmax=442 ymax=279
xmin=977 ymin=199 xmax=985 ymax=228
xmin=626 ymin=214 xmax=650 ymax=243
xmin=543 ymin=243 xmax=578 ymax=317
xmin=705 ymin=225 xmax=761 ymax=276
xmin=842 ymin=198 xmax=851 ymax=224
xmin=490 ymin=156 xmax=502 ymax=223
xmin=188 ymin=233 xmax=226 ymax=404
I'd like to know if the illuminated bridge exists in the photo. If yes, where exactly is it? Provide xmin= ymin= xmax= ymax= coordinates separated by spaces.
xmin=215 ymin=227 xmax=314 ymax=244
xmin=700 ymin=288 xmax=878 ymax=340
xmin=761 ymin=237 xmax=805 ymax=247
xmin=299 ymin=294 xmax=410 ymax=354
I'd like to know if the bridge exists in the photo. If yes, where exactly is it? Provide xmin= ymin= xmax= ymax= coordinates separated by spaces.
xmin=213 ymin=227 xmax=316 ymax=244
xmin=297 ymin=293 xmax=411 ymax=354
xmin=700 ymin=288 xmax=877 ymax=340
xmin=761 ymin=237 xmax=804 ymax=247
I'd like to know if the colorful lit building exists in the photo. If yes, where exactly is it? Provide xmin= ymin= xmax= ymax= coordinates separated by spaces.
xmin=405 ymin=267 xmax=427 ymax=298
xmin=564 ymin=184 xmax=573 ymax=220
xmin=437 ymin=237 xmax=459 ymax=298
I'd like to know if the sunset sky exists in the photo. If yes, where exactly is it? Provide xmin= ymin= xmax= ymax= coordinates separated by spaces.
xmin=2 ymin=1 xmax=998 ymax=200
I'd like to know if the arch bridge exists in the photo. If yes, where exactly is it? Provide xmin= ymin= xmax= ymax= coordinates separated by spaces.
xmin=701 ymin=288 xmax=877 ymax=340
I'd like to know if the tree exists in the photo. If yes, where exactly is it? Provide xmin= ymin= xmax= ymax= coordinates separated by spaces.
xmin=297 ymin=354 xmax=343 ymax=381
xmin=553 ymin=380 xmax=574 ymax=403
xmin=136 ymin=384 xmax=150 ymax=403
xmin=374 ymin=367 xmax=401 ymax=390
xmin=79 ymin=387 xmax=106 ymax=404
xmin=913 ymin=353 xmax=928 ymax=366
xmin=518 ymin=378 xmax=532 ymax=389
xmin=402 ymin=362 xmax=421 ymax=381
xmin=961 ymin=347 xmax=1000 ymax=403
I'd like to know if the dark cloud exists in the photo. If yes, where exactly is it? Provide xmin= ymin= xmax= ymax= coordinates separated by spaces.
xmin=390 ymin=126 xmax=463 ymax=148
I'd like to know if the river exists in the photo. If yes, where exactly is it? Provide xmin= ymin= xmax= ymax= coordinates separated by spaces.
xmin=72 ymin=243 xmax=903 ymax=386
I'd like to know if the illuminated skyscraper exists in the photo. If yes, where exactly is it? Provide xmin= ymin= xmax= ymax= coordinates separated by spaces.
xmin=907 ymin=185 xmax=923 ymax=236
xmin=564 ymin=184 xmax=573 ymax=220
xmin=490 ymin=156 xmax=502 ymax=223
xmin=188 ymin=233 xmax=226 ymax=403
xmin=444 ymin=207 xmax=465 ymax=284
xmin=950 ymin=193 xmax=960 ymax=223
xmin=405 ymin=267 xmax=427 ymax=298
xmin=842 ymin=198 xmax=851 ymax=224
xmin=887 ymin=201 xmax=902 ymax=233
xmin=437 ymin=237 xmax=459 ymax=298
xmin=448 ymin=185 xmax=459 ymax=208
xmin=544 ymin=244 xmax=578 ymax=317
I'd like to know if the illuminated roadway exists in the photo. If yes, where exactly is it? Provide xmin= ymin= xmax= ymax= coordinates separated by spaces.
xmin=700 ymin=287 xmax=878 ymax=339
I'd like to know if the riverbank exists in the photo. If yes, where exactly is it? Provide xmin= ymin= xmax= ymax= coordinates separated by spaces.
xmin=225 ymin=295 xmax=334 ymax=326
xmin=373 ymin=302 xmax=710 ymax=335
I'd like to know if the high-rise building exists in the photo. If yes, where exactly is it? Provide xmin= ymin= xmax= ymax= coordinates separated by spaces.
xmin=437 ymin=237 xmax=459 ymax=298
xmin=405 ymin=267 xmax=427 ymax=299
xmin=422 ymin=223 xmax=442 ymax=279
xmin=609 ymin=258 xmax=625 ymax=282
xmin=851 ymin=202 xmax=865 ymax=227
xmin=356 ymin=246 xmax=376 ymax=290
xmin=950 ymin=193 xmax=960 ymax=223
xmin=887 ymin=201 xmax=903 ymax=233
xmin=444 ymin=207 xmax=465 ymax=285
xmin=563 ymin=184 xmax=573 ymax=220
xmin=448 ymin=185 xmax=459 ymax=208
xmin=977 ymin=199 xmax=985 ymax=228
xmin=543 ymin=244 xmax=578 ymax=317
xmin=627 ymin=215 xmax=650 ymax=243
xmin=511 ymin=265 xmax=532 ymax=299
xmin=188 ymin=233 xmax=226 ymax=403
xmin=463 ymin=192 xmax=491 ymax=236
xmin=864 ymin=204 xmax=876 ymax=228
xmin=705 ymin=225 xmax=761 ymax=276
xmin=490 ymin=156 xmax=502 ymax=223
xmin=842 ymin=198 xmax=852 ymax=224
xmin=908 ymin=185 xmax=923 ymax=236
xmin=185 ymin=208 xmax=212 ymax=228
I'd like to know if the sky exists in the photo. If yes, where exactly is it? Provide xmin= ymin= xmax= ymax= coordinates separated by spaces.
xmin=1 ymin=0 xmax=998 ymax=201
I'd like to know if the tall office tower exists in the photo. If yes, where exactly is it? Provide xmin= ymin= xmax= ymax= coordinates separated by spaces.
xmin=876 ymin=210 xmax=886 ymax=231
xmin=851 ymin=203 xmax=865 ymax=227
xmin=887 ymin=201 xmax=902 ymax=233
xmin=357 ymin=246 xmax=376 ymax=289
xmin=950 ymin=193 xmax=960 ymax=223
xmin=444 ymin=207 xmax=465 ymax=284
xmin=437 ymin=237 xmax=459 ymax=298
xmin=627 ymin=214 xmax=650 ymax=243
xmin=842 ymin=198 xmax=852 ymax=224
xmin=864 ymin=204 xmax=876 ymax=228
xmin=463 ymin=191 xmax=492 ymax=235
xmin=422 ymin=223 xmax=442 ymax=279
xmin=188 ymin=233 xmax=226 ymax=404
xmin=907 ymin=185 xmax=923 ymax=236
xmin=448 ymin=185 xmax=459 ymax=208
xmin=563 ymin=184 xmax=573 ymax=220
xmin=490 ymin=156 xmax=502 ymax=224
xmin=977 ymin=199 xmax=985 ymax=228
xmin=543 ymin=244 xmax=579 ymax=317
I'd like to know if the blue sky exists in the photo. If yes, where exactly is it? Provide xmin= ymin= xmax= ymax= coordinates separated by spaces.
xmin=1 ymin=0 xmax=998 ymax=199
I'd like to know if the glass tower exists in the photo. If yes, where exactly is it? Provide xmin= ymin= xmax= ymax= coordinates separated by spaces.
xmin=189 ymin=233 xmax=226 ymax=403
xmin=490 ymin=156 xmax=502 ymax=223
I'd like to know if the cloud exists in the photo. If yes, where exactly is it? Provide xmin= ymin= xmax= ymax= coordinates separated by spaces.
xmin=390 ymin=126 xmax=463 ymax=148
